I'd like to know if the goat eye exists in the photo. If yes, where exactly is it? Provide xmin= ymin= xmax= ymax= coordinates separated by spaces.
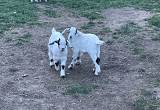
xmin=70 ymin=36 xmax=72 ymax=39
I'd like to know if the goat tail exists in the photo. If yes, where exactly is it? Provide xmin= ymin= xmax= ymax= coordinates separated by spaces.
xmin=96 ymin=45 xmax=101 ymax=58
xmin=96 ymin=40 xmax=104 ymax=57
xmin=52 ymin=27 xmax=56 ymax=33
xmin=96 ymin=40 xmax=105 ymax=45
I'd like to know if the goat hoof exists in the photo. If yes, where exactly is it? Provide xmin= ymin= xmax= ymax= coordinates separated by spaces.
xmin=60 ymin=75 xmax=65 ymax=78
xmin=68 ymin=67 xmax=73 ymax=69
xmin=50 ymin=65 xmax=54 ymax=68
xmin=55 ymin=66 xmax=59 ymax=71
xmin=55 ymin=68 xmax=59 ymax=71
xmin=92 ymin=68 xmax=95 ymax=73
xmin=94 ymin=73 xmax=99 ymax=76
xmin=68 ymin=65 xmax=73 ymax=69
xmin=68 ymin=67 xmax=73 ymax=70
xmin=75 ymin=62 xmax=81 ymax=65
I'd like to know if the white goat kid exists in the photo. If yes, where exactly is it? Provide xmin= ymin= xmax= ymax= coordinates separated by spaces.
xmin=48 ymin=28 xmax=68 ymax=78
xmin=31 ymin=0 xmax=47 ymax=2
xmin=62 ymin=27 xmax=104 ymax=75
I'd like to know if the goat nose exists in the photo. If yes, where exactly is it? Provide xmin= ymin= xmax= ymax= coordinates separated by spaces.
xmin=61 ymin=48 xmax=65 ymax=51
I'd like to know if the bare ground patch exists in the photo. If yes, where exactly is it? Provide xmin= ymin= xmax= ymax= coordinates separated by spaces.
xmin=0 ymin=4 xmax=160 ymax=110
xmin=102 ymin=7 xmax=154 ymax=30
xmin=37 ymin=4 xmax=89 ymax=29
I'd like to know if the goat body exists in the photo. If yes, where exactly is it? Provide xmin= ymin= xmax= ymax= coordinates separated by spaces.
xmin=64 ymin=27 xmax=104 ymax=75
xmin=48 ymin=28 xmax=67 ymax=78
xmin=71 ymin=32 xmax=103 ymax=53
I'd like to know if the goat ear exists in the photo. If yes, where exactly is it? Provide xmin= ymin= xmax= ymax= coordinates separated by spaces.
xmin=75 ymin=29 xmax=78 ymax=35
xmin=66 ymin=27 xmax=70 ymax=31
xmin=62 ymin=27 xmax=70 ymax=34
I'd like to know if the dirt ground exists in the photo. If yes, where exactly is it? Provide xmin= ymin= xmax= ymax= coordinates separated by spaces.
xmin=0 ymin=4 xmax=160 ymax=110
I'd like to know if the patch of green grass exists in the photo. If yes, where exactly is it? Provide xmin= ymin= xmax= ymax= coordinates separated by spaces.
xmin=152 ymin=36 xmax=160 ymax=41
xmin=129 ymin=37 xmax=145 ymax=56
xmin=81 ymin=10 xmax=103 ymax=20
xmin=99 ymin=27 xmax=112 ymax=35
xmin=44 ymin=9 xmax=60 ymax=18
xmin=153 ymin=79 xmax=160 ymax=87
xmin=48 ymin=0 xmax=104 ymax=20
xmin=132 ymin=47 xmax=144 ymax=55
xmin=11 ymin=32 xmax=18 ymax=34
xmin=117 ymin=22 xmax=140 ymax=36
xmin=49 ymin=0 xmax=160 ymax=20
xmin=134 ymin=97 xmax=160 ymax=110
xmin=81 ymin=21 xmax=95 ymax=30
xmin=15 ymin=33 xmax=32 ymax=46
xmin=151 ymin=33 xmax=160 ymax=41
xmin=139 ymin=53 xmax=157 ymax=62
xmin=102 ymin=27 xmax=112 ymax=33
xmin=134 ymin=89 xmax=160 ymax=110
xmin=0 ymin=0 xmax=37 ymax=34
xmin=28 ymin=22 xmax=44 ymax=26
xmin=112 ymin=35 xmax=119 ymax=39
xmin=105 ymin=38 xmax=114 ymax=44
xmin=65 ymin=84 xmax=97 ymax=95
xmin=141 ymin=89 xmax=153 ymax=97
xmin=139 ymin=53 xmax=149 ymax=60
xmin=5 ymin=37 xmax=12 ymax=43
xmin=148 ymin=15 xmax=160 ymax=28
xmin=134 ymin=97 xmax=148 ymax=110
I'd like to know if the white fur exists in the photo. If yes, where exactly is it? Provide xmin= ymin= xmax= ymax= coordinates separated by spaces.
xmin=31 ymin=0 xmax=47 ymax=2
xmin=63 ymin=27 xmax=104 ymax=75
xmin=48 ymin=27 xmax=68 ymax=77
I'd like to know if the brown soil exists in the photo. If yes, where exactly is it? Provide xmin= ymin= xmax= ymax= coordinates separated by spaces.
xmin=102 ymin=7 xmax=153 ymax=30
